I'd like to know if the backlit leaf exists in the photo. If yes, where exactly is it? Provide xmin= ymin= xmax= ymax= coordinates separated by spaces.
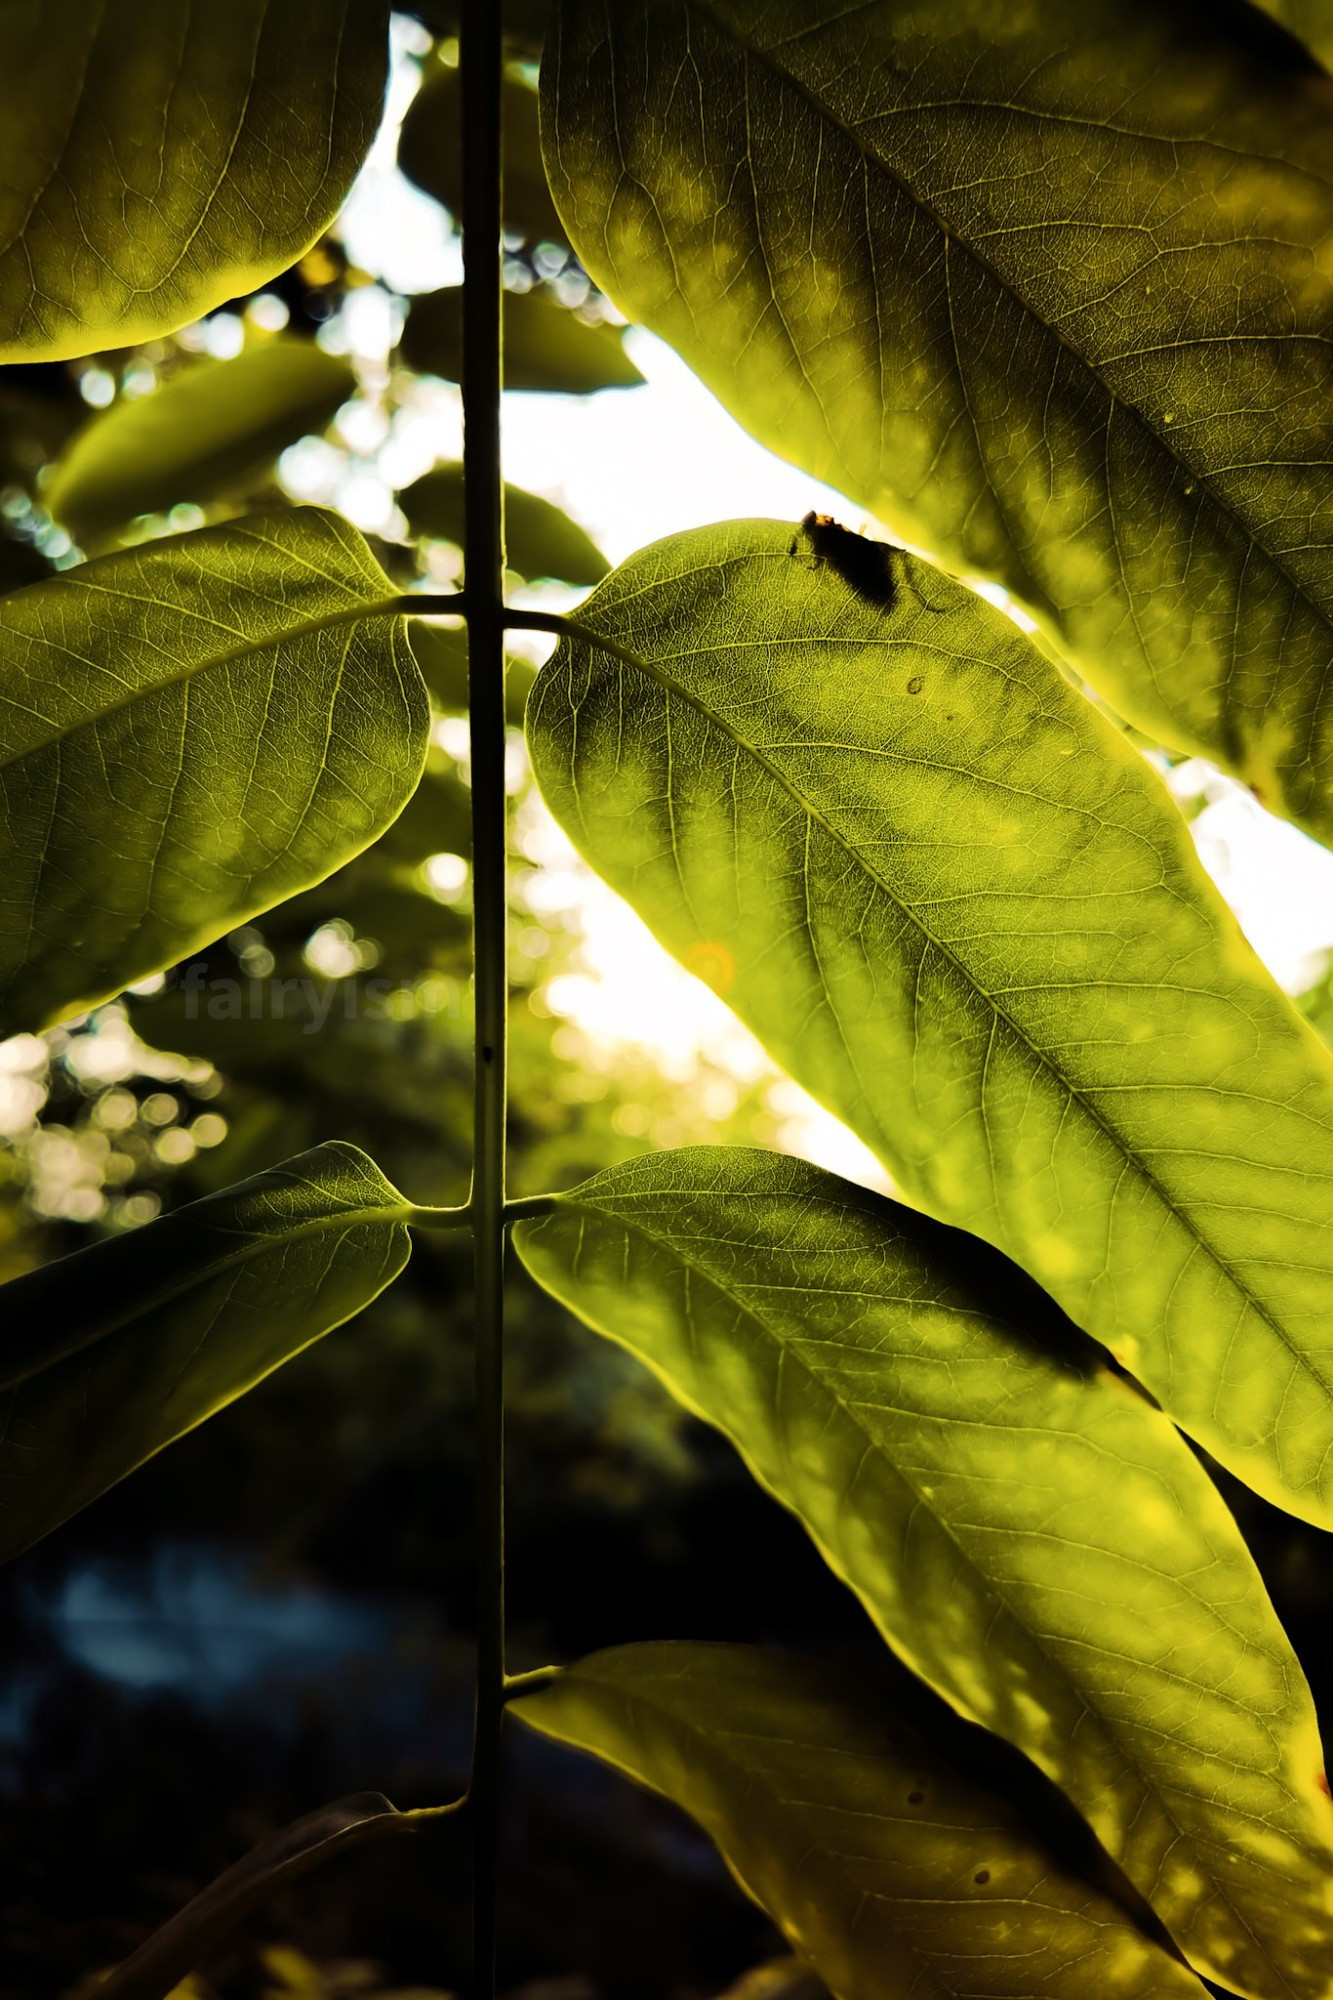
xmin=515 ymin=1147 xmax=1333 ymax=1999
xmin=524 ymin=520 xmax=1333 ymax=1527
xmin=542 ymin=0 xmax=1333 ymax=840
xmin=0 ymin=507 xmax=428 ymax=1031
xmin=400 ymin=60 xmax=564 ymax=243
xmin=0 ymin=1143 xmax=412 ymax=1563
xmin=46 ymin=341 xmax=356 ymax=543
xmin=514 ymin=1644 xmax=1205 ymax=2000
xmin=401 ymin=462 xmax=608 ymax=584
xmin=0 ymin=0 xmax=389 ymax=362
xmin=401 ymin=286 xmax=643 ymax=394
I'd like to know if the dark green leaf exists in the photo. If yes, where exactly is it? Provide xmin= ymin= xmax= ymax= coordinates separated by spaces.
xmin=0 ymin=0 xmax=389 ymax=362
xmin=407 ymin=617 xmax=536 ymax=724
xmin=401 ymin=286 xmax=643 ymax=394
xmin=1255 ymin=0 xmax=1333 ymax=67
xmin=543 ymin=0 xmax=1333 ymax=840
xmin=401 ymin=462 xmax=608 ymax=583
xmin=96 ymin=1791 xmax=452 ymax=2000
xmin=515 ymin=1147 xmax=1333 ymax=1998
xmin=0 ymin=1143 xmax=412 ymax=1563
xmin=524 ymin=519 xmax=1333 ymax=1528
xmin=400 ymin=61 xmax=563 ymax=243
xmin=514 ymin=1644 xmax=1205 ymax=2000
xmin=0 ymin=507 xmax=427 ymax=1031
xmin=46 ymin=341 xmax=356 ymax=542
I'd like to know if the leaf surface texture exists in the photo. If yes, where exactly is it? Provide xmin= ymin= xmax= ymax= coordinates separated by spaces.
xmin=543 ymin=0 xmax=1333 ymax=837
xmin=524 ymin=521 xmax=1333 ymax=1527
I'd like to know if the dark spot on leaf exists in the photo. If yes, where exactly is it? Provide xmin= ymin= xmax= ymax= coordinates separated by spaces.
xmin=907 ymin=1790 xmax=925 ymax=1805
xmin=974 ymin=1868 xmax=990 ymax=1885
xmin=1318 ymin=1769 xmax=1331 ymax=1801
xmin=907 ymin=675 xmax=924 ymax=695
xmin=798 ymin=510 xmax=897 ymax=607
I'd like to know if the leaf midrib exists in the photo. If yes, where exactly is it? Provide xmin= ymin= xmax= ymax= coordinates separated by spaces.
xmin=686 ymin=0 xmax=1333 ymax=657
xmin=549 ymin=598 xmax=1333 ymax=1428
xmin=539 ymin=1191 xmax=1289 ymax=1990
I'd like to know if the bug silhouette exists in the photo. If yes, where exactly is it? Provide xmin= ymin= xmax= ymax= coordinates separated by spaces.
xmin=789 ymin=509 xmax=898 ymax=608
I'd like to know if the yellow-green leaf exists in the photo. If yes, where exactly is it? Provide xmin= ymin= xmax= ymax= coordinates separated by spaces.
xmin=524 ymin=519 xmax=1333 ymax=1528
xmin=514 ymin=1644 xmax=1206 ymax=2000
xmin=46 ymin=341 xmax=356 ymax=543
xmin=542 ymin=0 xmax=1333 ymax=840
xmin=0 ymin=1143 xmax=411 ymax=1564
xmin=0 ymin=0 xmax=388 ymax=362
xmin=0 ymin=507 xmax=427 ymax=1031
xmin=400 ymin=286 xmax=643 ymax=394
xmin=514 ymin=1147 xmax=1333 ymax=2000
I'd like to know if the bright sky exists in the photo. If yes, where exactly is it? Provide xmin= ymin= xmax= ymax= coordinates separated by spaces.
xmin=325 ymin=18 xmax=1333 ymax=1189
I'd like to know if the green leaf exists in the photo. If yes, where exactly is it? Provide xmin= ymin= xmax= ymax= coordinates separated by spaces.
xmin=407 ymin=617 xmax=537 ymax=724
xmin=542 ymin=0 xmax=1333 ymax=841
xmin=514 ymin=1644 xmax=1205 ymax=2000
xmin=0 ymin=507 xmax=428 ymax=1031
xmin=523 ymin=519 xmax=1333 ymax=1528
xmin=400 ymin=286 xmax=644 ymax=394
xmin=97 ymin=1791 xmax=455 ymax=2000
xmin=0 ymin=1142 xmax=412 ymax=1564
xmin=400 ymin=462 xmax=609 ymax=584
xmin=45 ymin=340 xmax=357 ymax=543
xmin=515 ymin=1146 xmax=1333 ymax=1999
xmin=0 ymin=0 xmax=389 ymax=363
xmin=399 ymin=61 xmax=564 ymax=243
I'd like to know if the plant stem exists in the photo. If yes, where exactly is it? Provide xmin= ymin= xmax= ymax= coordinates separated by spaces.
xmin=461 ymin=3 xmax=507 ymax=1996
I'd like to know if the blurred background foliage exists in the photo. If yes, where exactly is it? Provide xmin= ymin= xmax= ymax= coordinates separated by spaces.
xmin=1 ymin=12 xmax=1331 ymax=2000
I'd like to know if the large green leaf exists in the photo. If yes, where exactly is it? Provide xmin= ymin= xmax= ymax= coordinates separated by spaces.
xmin=515 ymin=1147 xmax=1333 ymax=1999
xmin=399 ymin=61 xmax=564 ymax=243
xmin=0 ymin=1 xmax=388 ymax=363
xmin=401 ymin=461 xmax=608 ymax=584
xmin=523 ymin=519 xmax=1333 ymax=1527
xmin=542 ymin=0 xmax=1333 ymax=841
xmin=0 ymin=507 xmax=428 ymax=1031
xmin=46 ymin=341 xmax=356 ymax=543
xmin=0 ymin=1143 xmax=412 ymax=1563
xmin=514 ymin=1645 xmax=1205 ymax=2000
xmin=400 ymin=286 xmax=643 ymax=394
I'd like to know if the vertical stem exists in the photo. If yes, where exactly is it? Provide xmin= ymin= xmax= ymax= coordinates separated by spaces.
xmin=460 ymin=5 xmax=506 ymax=1998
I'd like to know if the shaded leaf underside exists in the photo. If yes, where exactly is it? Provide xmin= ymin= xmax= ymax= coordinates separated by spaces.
xmin=515 ymin=1644 xmax=1206 ymax=2000
xmin=0 ymin=1142 xmax=412 ymax=1565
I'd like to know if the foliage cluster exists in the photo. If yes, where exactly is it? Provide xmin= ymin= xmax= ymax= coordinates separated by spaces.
xmin=5 ymin=4 xmax=1333 ymax=1999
